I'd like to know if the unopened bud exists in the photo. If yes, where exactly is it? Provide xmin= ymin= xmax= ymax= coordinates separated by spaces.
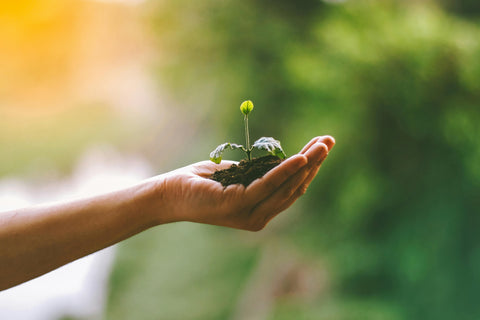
xmin=240 ymin=100 xmax=254 ymax=115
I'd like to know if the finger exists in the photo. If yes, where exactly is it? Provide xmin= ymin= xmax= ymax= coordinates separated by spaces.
xmin=300 ymin=135 xmax=336 ymax=154
xmin=300 ymin=136 xmax=322 ymax=154
xmin=280 ymin=141 xmax=331 ymax=210
xmin=253 ymin=143 xmax=328 ymax=219
xmin=295 ymin=142 xmax=330 ymax=191
xmin=255 ymin=140 xmax=333 ymax=229
xmin=298 ymin=163 xmax=321 ymax=193
xmin=250 ymin=163 xmax=313 ymax=221
xmin=269 ymin=161 xmax=323 ymax=220
xmin=262 ymin=178 xmax=308 ymax=226
xmin=319 ymin=135 xmax=335 ymax=151
xmin=301 ymin=141 xmax=332 ymax=186
xmin=304 ymin=142 xmax=329 ymax=165
xmin=245 ymin=154 xmax=307 ymax=202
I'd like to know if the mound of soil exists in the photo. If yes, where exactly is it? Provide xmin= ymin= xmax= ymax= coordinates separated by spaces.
xmin=210 ymin=155 xmax=283 ymax=187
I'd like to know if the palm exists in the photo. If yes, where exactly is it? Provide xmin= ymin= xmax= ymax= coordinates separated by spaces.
xmin=162 ymin=160 xmax=248 ymax=227
xmin=161 ymin=136 xmax=335 ymax=231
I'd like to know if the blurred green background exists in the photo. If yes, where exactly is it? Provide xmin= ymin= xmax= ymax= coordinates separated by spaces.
xmin=1 ymin=0 xmax=480 ymax=319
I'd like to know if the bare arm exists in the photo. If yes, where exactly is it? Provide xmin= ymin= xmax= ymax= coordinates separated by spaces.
xmin=0 ymin=182 xmax=163 ymax=290
xmin=0 ymin=136 xmax=334 ymax=290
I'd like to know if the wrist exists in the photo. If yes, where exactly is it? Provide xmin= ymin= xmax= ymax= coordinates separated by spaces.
xmin=134 ymin=176 xmax=177 ymax=227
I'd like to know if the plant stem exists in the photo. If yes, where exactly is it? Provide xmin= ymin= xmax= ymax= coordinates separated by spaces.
xmin=244 ymin=114 xmax=251 ymax=161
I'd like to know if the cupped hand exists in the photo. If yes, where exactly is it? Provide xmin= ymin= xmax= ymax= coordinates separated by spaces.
xmin=155 ymin=136 xmax=335 ymax=231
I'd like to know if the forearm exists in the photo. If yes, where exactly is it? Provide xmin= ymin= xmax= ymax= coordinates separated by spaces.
xmin=0 ymin=135 xmax=334 ymax=291
xmin=0 ymin=179 xmax=166 ymax=290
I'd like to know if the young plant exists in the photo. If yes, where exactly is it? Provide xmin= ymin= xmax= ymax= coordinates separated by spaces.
xmin=210 ymin=100 xmax=286 ymax=164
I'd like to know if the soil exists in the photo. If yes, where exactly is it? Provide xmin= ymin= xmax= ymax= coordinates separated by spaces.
xmin=210 ymin=155 xmax=283 ymax=187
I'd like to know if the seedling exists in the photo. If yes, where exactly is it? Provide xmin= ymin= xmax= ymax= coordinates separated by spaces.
xmin=210 ymin=100 xmax=286 ymax=164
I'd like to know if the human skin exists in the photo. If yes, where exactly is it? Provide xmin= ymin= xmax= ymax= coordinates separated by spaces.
xmin=0 ymin=135 xmax=334 ymax=290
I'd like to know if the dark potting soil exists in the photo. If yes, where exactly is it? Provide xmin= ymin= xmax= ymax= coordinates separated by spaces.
xmin=210 ymin=155 xmax=283 ymax=187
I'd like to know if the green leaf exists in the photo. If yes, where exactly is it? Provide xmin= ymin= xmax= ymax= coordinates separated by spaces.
xmin=252 ymin=137 xmax=286 ymax=159
xmin=210 ymin=142 xmax=245 ymax=163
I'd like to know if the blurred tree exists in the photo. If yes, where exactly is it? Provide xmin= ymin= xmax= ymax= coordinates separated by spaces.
xmin=439 ymin=0 xmax=480 ymax=17
xmin=138 ymin=0 xmax=480 ymax=319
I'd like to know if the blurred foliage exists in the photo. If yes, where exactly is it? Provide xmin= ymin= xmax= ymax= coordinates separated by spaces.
xmin=439 ymin=0 xmax=480 ymax=17
xmin=107 ymin=0 xmax=480 ymax=319
xmin=107 ymin=224 xmax=259 ymax=320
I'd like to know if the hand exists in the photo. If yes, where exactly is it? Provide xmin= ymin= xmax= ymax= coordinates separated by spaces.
xmin=154 ymin=136 xmax=335 ymax=231
xmin=0 ymin=135 xmax=334 ymax=289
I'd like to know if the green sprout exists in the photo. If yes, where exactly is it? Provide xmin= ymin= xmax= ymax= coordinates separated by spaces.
xmin=210 ymin=100 xmax=286 ymax=164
